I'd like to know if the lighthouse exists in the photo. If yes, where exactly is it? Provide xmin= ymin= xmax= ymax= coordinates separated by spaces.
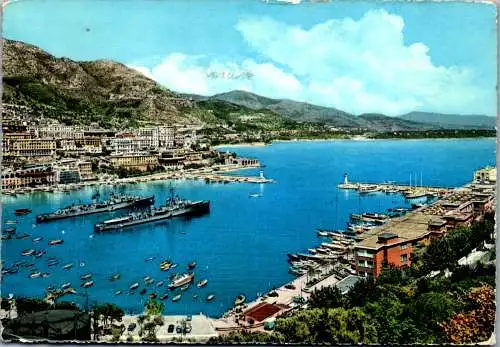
xmin=344 ymin=173 xmax=348 ymax=185
xmin=260 ymin=170 xmax=265 ymax=179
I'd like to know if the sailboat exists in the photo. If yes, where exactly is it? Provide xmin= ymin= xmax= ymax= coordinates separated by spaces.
xmin=406 ymin=171 xmax=427 ymax=199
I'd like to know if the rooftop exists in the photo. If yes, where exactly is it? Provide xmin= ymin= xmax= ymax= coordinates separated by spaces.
xmin=243 ymin=302 xmax=287 ymax=322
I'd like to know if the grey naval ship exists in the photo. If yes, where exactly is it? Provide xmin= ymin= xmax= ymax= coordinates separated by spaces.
xmin=36 ymin=194 xmax=155 ymax=223
xmin=94 ymin=188 xmax=210 ymax=232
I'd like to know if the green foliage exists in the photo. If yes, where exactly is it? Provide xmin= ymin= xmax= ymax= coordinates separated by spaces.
xmin=145 ymin=299 xmax=164 ymax=316
xmin=308 ymin=286 xmax=344 ymax=309
xmin=274 ymin=307 xmax=378 ymax=344
xmin=208 ymin=331 xmax=285 ymax=344
xmin=15 ymin=298 xmax=51 ymax=315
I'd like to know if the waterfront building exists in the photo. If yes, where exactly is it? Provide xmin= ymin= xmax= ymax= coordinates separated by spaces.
xmin=354 ymin=176 xmax=496 ymax=277
xmin=159 ymin=156 xmax=184 ymax=170
xmin=108 ymin=136 xmax=149 ymax=154
xmin=473 ymin=167 xmax=496 ymax=184
xmin=134 ymin=126 xmax=175 ymax=149
xmin=77 ymin=161 xmax=93 ymax=180
xmin=109 ymin=154 xmax=159 ymax=171
xmin=1 ymin=165 xmax=55 ymax=189
xmin=29 ymin=125 xmax=84 ymax=139
xmin=56 ymin=169 xmax=81 ymax=184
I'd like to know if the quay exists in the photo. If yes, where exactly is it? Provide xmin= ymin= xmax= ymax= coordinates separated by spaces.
xmin=1 ymin=164 xmax=275 ymax=196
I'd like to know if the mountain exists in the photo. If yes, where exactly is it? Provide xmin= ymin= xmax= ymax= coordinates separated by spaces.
xmin=2 ymin=39 xmax=205 ymax=128
xmin=358 ymin=114 xmax=438 ymax=131
xmin=399 ymin=112 xmax=495 ymax=130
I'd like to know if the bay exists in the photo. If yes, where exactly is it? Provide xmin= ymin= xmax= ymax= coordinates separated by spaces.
xmin=1 ymin=138 xmax=495 ymax=317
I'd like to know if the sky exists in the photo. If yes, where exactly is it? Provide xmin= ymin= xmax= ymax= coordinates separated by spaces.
xmin=2 ymin=0 xmax=498 ymax=116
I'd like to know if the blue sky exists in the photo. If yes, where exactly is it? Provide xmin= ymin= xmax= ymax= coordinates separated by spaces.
xmin=3 ymin=0 xmax=497 ymax=116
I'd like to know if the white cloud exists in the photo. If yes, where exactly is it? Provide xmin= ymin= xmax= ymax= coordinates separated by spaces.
xmin=129 ymin=10 xmax=492 ymax=116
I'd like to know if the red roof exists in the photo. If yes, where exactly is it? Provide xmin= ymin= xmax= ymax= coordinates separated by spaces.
xmin=243 ymin=303 xmax=283 ymax=322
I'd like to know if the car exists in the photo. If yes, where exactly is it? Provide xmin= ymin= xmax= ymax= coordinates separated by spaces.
xmin=176 ymin=325 xmax=182 ymax=334
xmin=167 ymin=324 xmax=175 ymax=333
xmin=285 ymin=284 xmax=296 ymax=290
xmin=127 ymin=323 xmax=137 ymax=332
xmin=186 ymin=315 xmax=192 ymax=321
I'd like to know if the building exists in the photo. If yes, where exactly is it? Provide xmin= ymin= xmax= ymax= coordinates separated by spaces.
xmin=134 ymin=126 xmax=175 ymax=149
xmin=77 ymin=161 xmax=93 ymax=180
xmin=109 ymin=154 xmax=159 ymax=171
xmin=9 ymin=139 xmax=57 ymax=158
xmin=473 ymin=167 xmax=496 ymax=184
xmin=242 ymin=302 xmax=289 ymax=325
xmin=30 ymin=125 xmax=84 ymax=139
xmin=108 ymin=137 xmax=147 ymax=154
xmin=56 ymin=169 xmax=81 ymax=184
xmin=2 ymin=166 xmax=55 ymax=189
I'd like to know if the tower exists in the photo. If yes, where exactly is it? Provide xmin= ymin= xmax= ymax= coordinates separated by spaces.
xmin=344 ymin=173 xmax=348 ymax=185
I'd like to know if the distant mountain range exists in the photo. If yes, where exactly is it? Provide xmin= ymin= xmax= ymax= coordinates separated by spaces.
xmin=183 ymin=90 xmax=495 ymax=130
xmin=3 ymin=39 xmax=494 ymax=132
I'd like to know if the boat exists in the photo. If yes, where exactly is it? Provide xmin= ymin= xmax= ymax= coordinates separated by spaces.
xmin=159 ymin=294 xmax=169 ymax=300
xmin=81 ymin=280 xmax=94 ymax=288
xmin=63 ymin=263 xmax=73 ymax=270
xmin=21 ymin=249 xmax=35 ymax=256
xmin=361 ymin=213 xmax=389 ymax=223
xmin=15 ymin=208 xmax=32 ymax=216
xmin=144 ymin=276 xmax=152 ymax=283
xmin=359 ymin=185 xmax=379 ymax=194
xmin=32 ymin=236 xmax=43 ymax=243
xmin=29 ymin=272 xmax=42 ymax=279
xmin=115 ymin=290 xmax=122 ymax=295
xmin=172 ymin=294 xmax=181 ymax=302
xmin=130 ymin=282 xmax=139 ymax=290
xmin=249 ymin=193 xmax=263 ymax=198
xmin=180 ymin=284 xmax=190 ymax=292
xmin=287 ymin=253 xmax=300 ymax=261
xmin=149 ymin=293 xmax=157 ymax=300
xmin=234 ymin=295 xmax=246 ymax=306
xmin=1 ymin=234 xmax=12 ymax=240
xmin=187 ymin=261 xmax=196 ymax=270
xmin=317 ymin=231 xmax=328 ymax=237
xmin=168 ymin=273 xmax=194 ymax=289
xmin=36 ymin=194 xmax=155 ymax=223
xmin=80 ymin=274 xmax=92 ymax=280
xmin=6 ymin=220 xmax=17 ymax=225
xmin=145 ymin=256 xmax=156 ymax=262
xmin=95 ymin=188 xmax=210 ymax=232
xmin=139 ymin=288 xmax=147 ymax=295
xmin=47 ymin=260 xmax=59 ymax=267
xmin=15 ymin=233 xmax=31 ymax=240
xmin=5 ymin=226 xmax=16 ymax=234
xmin=110 ymin=274 xmax=121 ymax=281
xmin=61 ymin=283 xmax=72 ymax=290
xmin=193 ymin=294 xmax=199 ymax=299
xmin=308 ymin=248 xmax=317 ymax=254
xmin=405 ymin=190 xmax=428 ymax=199
xmin=156 ymin=281 xmax=164 ymax=287
xmin=197 ymin=279 xmax=208 ymax=288
xmin=48 ymin=239 xmax=64 ymax=246
xmin=206 ymin=294 xmax=215 ymax=302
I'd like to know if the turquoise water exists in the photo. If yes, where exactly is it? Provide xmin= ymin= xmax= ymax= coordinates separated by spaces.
xmin=1 ymin=139 xmax=495 ymax=317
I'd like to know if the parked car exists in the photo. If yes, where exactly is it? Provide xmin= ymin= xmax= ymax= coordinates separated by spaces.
xmin=167 ymin=324 xmax=175 ymax=333
xmin=127 ymin=323 xmax=136 ymax=332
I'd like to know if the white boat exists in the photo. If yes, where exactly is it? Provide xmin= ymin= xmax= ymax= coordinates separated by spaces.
xmin=168 ymin=273 xmax=194 ymax=289
xmin=115 ymin=290 xmax=122 ymax=295
xmin=197 ymin=279 xmax=208 ymax=288
xmin=130 ymin=282 xmax=139 ymax=290
xmin=61 ymin=282 xmax=71 ymax=289
xmin=63 ymin=263 xmax=73 ymax=270
xmin=29 ymin=272 xmax=42 ymax=278
xmin=172 ymin=294 xmax=181 ymax=302
xmin=206 ymin=294 xmax=215 ymax=302
xmin=81 ymin=280 xmax=94 ymax=288
xmin=156 ymin=281 xmax=164 ymax=287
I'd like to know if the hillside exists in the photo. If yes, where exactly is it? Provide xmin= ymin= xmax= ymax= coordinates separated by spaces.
xmin=399 ymin=112 xmax=495 ymax=130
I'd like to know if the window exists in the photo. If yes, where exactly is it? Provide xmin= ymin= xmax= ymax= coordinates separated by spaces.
xmin=400 ymin=254 xmax=408 ymax=263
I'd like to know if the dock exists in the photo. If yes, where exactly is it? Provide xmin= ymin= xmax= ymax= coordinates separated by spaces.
xmin=337 ymin=181 xmax=451 ymax=196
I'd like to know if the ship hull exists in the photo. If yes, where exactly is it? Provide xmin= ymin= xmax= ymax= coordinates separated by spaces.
xmin=94 ymin=201 xmax=210 ymax=232
xmin=36 ymin=196 xmax=154 ymax=223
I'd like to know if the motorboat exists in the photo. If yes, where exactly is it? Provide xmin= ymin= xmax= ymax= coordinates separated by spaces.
xmin=48 ymin=239 xmax=64 ymax=246
xmin=206 ymin=294 xmax=215 ymax=302
xmin=61 ymin=283 xmax=72 ymax=290
xmin=32 ymin=236 xmax=43 ymax=243
xmin=187 ymin=261 xmax=196 ymax=270
xmin=156 ymin=281 xmax=164 ymax=287
xmin=81 ymin=280 xmax=94 ymax=288
xmin=168 ymin=273 xmax=194 ymax=289
xmin=130 ymin=282 xmax=139 ymax=290
xmin=21 ymin=249 xmax=35 ymax=256
xmin=110 ymin=274 xmax=121 ymax=281
xmin=63 ymin=263 xmax=73 ymax=270
xmin=172 ymin=294 xmax=181 ymax=302
xmin=80 ymin=274 xmax=92 ymax=280
xmin=197 ymin=279 xmax=208 ymax=288
xmin=115 ymin=290 xmax=122 ymax=295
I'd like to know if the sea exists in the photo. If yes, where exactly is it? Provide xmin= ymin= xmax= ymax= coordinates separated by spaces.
xmin=1 ymin=138 xmax=496 ymax=317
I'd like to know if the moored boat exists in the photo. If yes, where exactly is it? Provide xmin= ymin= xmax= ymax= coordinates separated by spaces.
xmin=49 ymin=239 xmax=64 ymax=246
xmin=15 ymin=233 xmax=31 ymax=240
xmin=81 ymin=280 xmax=94 ymax=288
xmin=110 ymin=273 xmax=121 ymax=281
xmin=172 ymin=294 xmax=181 ymax=302
xmin=160 ymin=293 xmax=169 ymax=300
xmin=197 ymin=279 xmax=208 ymax=288
xmin=32 ymin=236 xmax=43 ymax=243
xmin=180 ymin=284 xmax=190 ymax=292
xmin=234 ymin=295 xmax=246 ymax=306
xmin=206 ymin=294 xmax=215 ymax=302
xmin=63 ymin=263 xmax=73 ymax=270
xmin=115 ymin=290 xmax=122 ymax=296
xmin=21 ymin=249 xmax=35 ymax=256
xmin=15 ymin=208 xmax=32 ymax=216
xmin=130 ymin=282 xmax=139 ymax=290
xmin=168 ymin=273 xmax=194 ymax=289
xmin=61 ymin=283 xmax=72 ymax=290
xmin=187 ymin=261 xmax=196 ymax=270
xmin=80 ymin=273 xmax=92 ymax=280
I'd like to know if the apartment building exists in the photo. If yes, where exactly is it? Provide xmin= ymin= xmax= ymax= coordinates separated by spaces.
xmin=2 ymin=166 xmax=55 ymax=189
xmin=109 ymin=154 xmax=159 ymax=171
xmin=9 ymin=139 xmax=57 ymax=158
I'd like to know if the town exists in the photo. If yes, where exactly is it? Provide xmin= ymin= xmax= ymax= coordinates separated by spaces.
xmin=1 ymin=105 xmax=267 ymax=193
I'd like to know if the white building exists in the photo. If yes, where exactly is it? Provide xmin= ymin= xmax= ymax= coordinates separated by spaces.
xmin=29 ymin=125 xmax=84 ymax=139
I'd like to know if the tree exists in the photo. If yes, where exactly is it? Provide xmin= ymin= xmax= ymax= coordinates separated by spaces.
xmin=440 ymin=285 xmax=495 ymax=344
xmin=145 ymin=299 xmax=164 ymax=316
xmin=308 ymin=286 xmax=344 ymax=309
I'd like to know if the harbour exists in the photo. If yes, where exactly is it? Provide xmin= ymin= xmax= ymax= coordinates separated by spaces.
xmin=1 ymin=139 xmax=496 ymax=319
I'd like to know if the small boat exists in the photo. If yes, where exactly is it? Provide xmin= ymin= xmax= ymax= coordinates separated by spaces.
xmin=193 ymin=294 xmax=198 ymax=299
xmin=235 ymin=295 xmax=246 ymax=306
xmin=32 ymin=236 xmax=43 ymax=243
xmin=143 ymin=276 xmax=152 ymax=283
xmin=47 ymin=260 xmax=59 ymax=267
xmin=317 ymin=231 xmax=328 ymax=237
xmin=187 ymin=261 xmax=196 ymax=270
xmin=159 ymin=294 xmax=169 ymax=300
xmin=197 ymin=279 xmax=208 ymax=288
xmin=180 ymin=284 xmax=190 ymax=292
xmin=21 ymin=249 xmax=35 ymax=256
xmin=63 ymin=263 xmax=73 ymax=270
xmin=47 ymin=285 xmax=56 ymax=292
xmin=1 ymin=234 xmax=12 ymax=240
xmin=61 ymin=283 xmax=72 ymax=290
xmin=5 ymin=220 xmax=17 ymax=225
xmin=80 ymin=274 xmax=92 ymax=280
xmin=115 ymin=290 xmax=122 ymax=295
xmin=172 ymin=294 xmax=181 ymax=302
xmin=130 ymin=282 xmax=139 ymax=290
xmin=15 ymin=209 xmax=32 ymax=216
xmin=149 ymin=293 xmax=157 ymax=300
xmin=156 ymin=281 xmax=164 ymax=287
xmin=249 ymin=193 xmax=262 ymax=198
xmin=5 ymin=226 xmax=16 ymax=234
xmin=81 ymin=280 xmax=94 ymax=288
xmin=145 ymin=256 xmax=156 ymax=262
xmin=139 ymin=288 xmax=147 ymax=295
xmin=42 ymin=272 xmax=50 ymax=278
xmin=29 ymin=272 xmax=42 ymax=279
xmin=308 ymin=248 xmax=317 ymax=254
xmin=15 ymin=233 xmax=31 ymax=240
xmin=48 ymin=239 xmax=64 ymax=246
xmin=206 ymin=294 xmax=215 ymax=302
xmin=110 ymin=274 xmax=121 ymax=281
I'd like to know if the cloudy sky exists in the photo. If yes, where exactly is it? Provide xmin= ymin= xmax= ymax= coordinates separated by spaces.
xmin=3 ymin=0 xmax=497 ymax=116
